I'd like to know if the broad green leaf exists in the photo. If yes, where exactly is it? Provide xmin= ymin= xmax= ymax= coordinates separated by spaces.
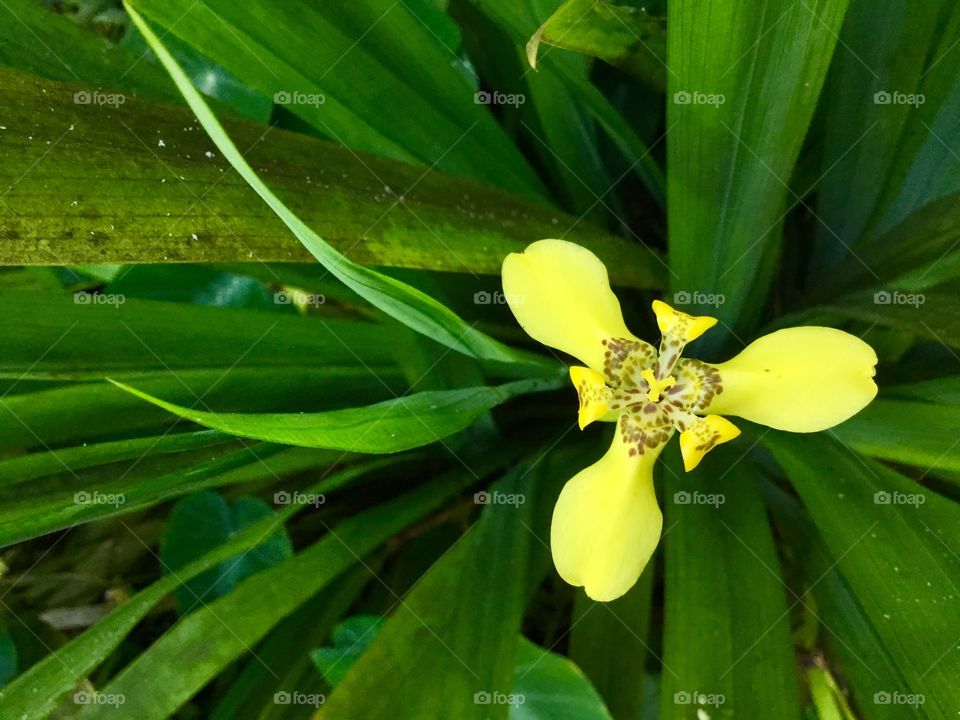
xmin=128 ymin=0 xmax=546 ymax=200
xmin=0 ymin=69 xmax=662 ymax=290
xmin=310 ymin=615 xmax=385 ymax=688
xmin=832 ymin=399 xmax=960 ymax=474
xmin=510 ymin=638 xmax=612 ymax=720
xmin=320 ymin=456 xmax=550 ymax=719
xmin=111 ymin=376 xmax=559 ymax=452
xmin=0 ymin=460 xmax=393 ymax=720
xmin=765 ymin=432 xmax=960 ymax=718
xmin=76 ymin=465 xmax=480 ymax=720
xmin=527 ymin=0 xmax=666 ymax=91
xmin=160 ymin=492 xmax=293 ymax=614
xmin=569 ymin=570 xmax=653 ymax=718
xmin=667 ymin=0 xmax=851 ymax=335
xmin=661 ymin=447 xmax=801 ymax=720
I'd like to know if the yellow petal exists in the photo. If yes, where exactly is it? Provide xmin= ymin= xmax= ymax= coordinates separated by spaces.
xmin=570 ymin=366 xmax=616 ymax=429
xmin=679 ymin=415 xmax=741 ymax=471
xmin=502 ymin=239 xmax=642 ymax=372
xmin=706 ymin=327 xmax=878 ymax=432
xmin=651 ymin=299 xmax=717 ymax=344
xmin=551 ymin=425 xmax=665 ymax=602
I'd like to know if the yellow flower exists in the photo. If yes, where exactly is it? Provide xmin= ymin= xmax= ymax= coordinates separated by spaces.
xmin=502 ymin=239 xmax=878 ymax=601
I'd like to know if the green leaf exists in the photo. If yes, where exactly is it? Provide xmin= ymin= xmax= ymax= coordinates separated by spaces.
xmin=468 ymin=0 xmax=665 ymax=204
xmin=75 ymin=465 xmax=479 ymax=720
xmin=660 ymin=447 xmax=801 ymax=720
xmin=310 ymin=615 xmax=385 ymax=688
xmin=763 ymin=481 xmax=921 ymax=720
xmin=319 ymin=457 xmax=550 ymax=719
xmin=765 ymin=432 xmax=960 ymax=717
xmin=832 ymin=399 xmax=960 ymax=474
xmin=811 ymin=191 xmax=960 ymax=301
xmin=0 ymin=442 xmax=347 ymax=548
xmin=0 ymin=290 xmax=399 ymax=382
xmin=0 ymin=458 xmax=390 ymax=720
xmin=817 ymin=281 xmax=960 ymax=349
xmin=121 ymin=8 xmax=558 ymax=366
xmin=527 ymin=0 xmax=666 ymax=91
xmin=0 ymin=0 xmax=179 ymax=102
xmin=0 ymin=69 xmax=662 ymax=290
xmin=667 ymin=0 xmax=851 ymax=334
xmin=0 ymin=430 xmax=229 ymax=489
xmin=128 ymin=0 xmax=546 ymax=200
xmin=0 ymin=631 xmax=17 ymax=687
xmin=110 ymin=377 xmax=559 ymax=452
xmin=160 ymin=492 xmax=293 ymax=614
xmin=510 ymin=638 xmax=612 ymax=720
xmin=812 ymin=1 xmax=960 ymax=273
xmin=569 ymin=570 xmax=653 ymax=718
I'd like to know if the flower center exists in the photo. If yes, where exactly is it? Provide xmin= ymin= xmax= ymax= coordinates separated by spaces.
xmin=640 ymin=368 xmax=675 ymax=403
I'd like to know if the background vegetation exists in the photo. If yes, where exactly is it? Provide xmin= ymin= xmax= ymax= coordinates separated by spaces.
xmin=0 ymin=0 xmax=958 ymax=718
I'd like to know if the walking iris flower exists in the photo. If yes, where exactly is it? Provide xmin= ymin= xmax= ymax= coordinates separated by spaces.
xmin=502 ymin=240 xmax=878 ymax=601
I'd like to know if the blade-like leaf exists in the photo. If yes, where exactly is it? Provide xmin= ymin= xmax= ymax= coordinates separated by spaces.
xmin=0 ymin=69 xmax=662 ymax=290
xmin=832 ymin=399 xmax=960 ymax=474
xmin=667 ymin=0 xmax=851 ymax=335
xmin=111 ymin=376 xmax=559 ymax=452
xmin=125 ymin=6 xmax=559 ymax=367
xmin=129 ymin=0 xmax=545 ymax=200
xmin=661 ymin=447 xmax=801 ymax=720
xmin=765 ymin=432 xmax=960 ymax=718
xmin=320 ymin=454 xmax=549 ymax=719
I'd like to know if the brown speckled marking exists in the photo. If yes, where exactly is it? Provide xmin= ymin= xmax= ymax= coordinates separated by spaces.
xmin=594 ymin=334 xmax=726 ymax=459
